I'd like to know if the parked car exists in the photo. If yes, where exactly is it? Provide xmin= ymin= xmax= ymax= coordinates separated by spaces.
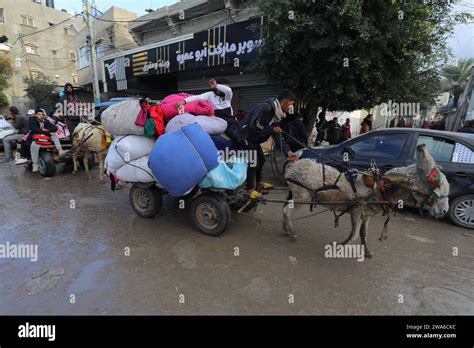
xmin=298 ymin=128 xmax=474 ymax=229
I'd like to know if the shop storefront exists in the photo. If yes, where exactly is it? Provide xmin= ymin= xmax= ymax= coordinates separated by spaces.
xmin=102 ymin=17 xmax=284 ymax=112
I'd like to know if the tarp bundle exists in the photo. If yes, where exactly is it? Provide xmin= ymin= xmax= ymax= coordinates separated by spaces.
xmin=102 ymin=99 xmax=144 ymax=136
xmin=105 ymin=135 xmax=158 ymax=184
xmin=102 ymin=99 xmax=164 ymax=138
xmin=149 ymin=123 xmax=219 ymax=196
xmin=199 ymin=158 xmax=248 ymax=190
xmin=165 ymin=113 xmax=227 ymax=135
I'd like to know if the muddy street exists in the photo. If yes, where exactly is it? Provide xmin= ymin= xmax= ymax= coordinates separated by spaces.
xmin=0 ymin=161 xmax=473 ymax=315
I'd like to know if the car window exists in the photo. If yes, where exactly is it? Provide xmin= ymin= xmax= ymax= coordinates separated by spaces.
xmin=349 ymin=133 xmax=408 ymax=159
xmin=452 ymin=142 xmax=474 ymax=164
xmin=416 ymin=135 xmax=454 ymax=162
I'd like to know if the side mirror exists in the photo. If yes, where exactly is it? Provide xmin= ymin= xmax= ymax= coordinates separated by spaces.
xmin=342 ymin=146 xmax=354 ymax=162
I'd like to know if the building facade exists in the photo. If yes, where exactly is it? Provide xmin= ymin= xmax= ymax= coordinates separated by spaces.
xmin=101 ymin=0 xmax=285 ymax=113
xmin=74 ymin=6 xmax=138 ymax=102
xmin=0 ymin=0 xmax=84 ymax=112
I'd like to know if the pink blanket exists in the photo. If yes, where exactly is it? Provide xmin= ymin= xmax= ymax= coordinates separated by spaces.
xmin=160 ymin=93 xmax=193 ymax=105
xmin=161 ymin=99 xmax=215 ymax=121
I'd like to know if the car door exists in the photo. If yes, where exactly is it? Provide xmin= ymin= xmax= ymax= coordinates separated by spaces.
xmin=413 ymin=133 xmax=474 ymax=198
xmin=334 ymin=132 xmax=412 ymax=171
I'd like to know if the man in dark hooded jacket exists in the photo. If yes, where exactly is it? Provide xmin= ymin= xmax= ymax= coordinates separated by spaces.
xmin=240 ymin=90 xmax=298 ymax=199
xmin=58 ymin=82 xmax=81 ymax=135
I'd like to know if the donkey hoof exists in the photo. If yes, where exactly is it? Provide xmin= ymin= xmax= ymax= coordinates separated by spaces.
xmin=365 ymin=250 xmax=374 ymax=258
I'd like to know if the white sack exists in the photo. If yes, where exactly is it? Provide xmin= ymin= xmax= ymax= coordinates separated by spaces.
xmin=101 ymin=99 xmax=144 ymax=136
xmin=165 ymin=113 xmax=227 ymax=135
xmin=115 ymin=156 xmax=160 ymax=184
xmin=105 ymin=135 xmax=155 ymax=174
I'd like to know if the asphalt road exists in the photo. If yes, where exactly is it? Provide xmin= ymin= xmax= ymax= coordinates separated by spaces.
xmin=0 ymin=160 xmax=473 ymax=315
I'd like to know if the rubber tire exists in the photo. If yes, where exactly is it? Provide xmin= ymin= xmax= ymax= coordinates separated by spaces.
xmin=129 ymin=184 xmax=163 ymax=218
xmin=191 ymin=193 xmax=231 ymax=237
xmin=448 ymin=194 xmax=474 ymax=230
xmin=38 ymin=152 xmax=56 ymax=177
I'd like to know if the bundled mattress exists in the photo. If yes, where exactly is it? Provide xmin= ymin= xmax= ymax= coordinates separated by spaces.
xmin=115 ymin=156 xmax=157 ymax=183
xmin=165 ymin=113 xmax=227 ymax=135
xmin=102 ymin=99 xmax=144 ymax=136
xmin=149 ymin=123 xmax=219 ymax=197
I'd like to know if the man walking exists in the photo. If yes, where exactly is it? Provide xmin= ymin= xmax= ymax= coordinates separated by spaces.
xmin=1 ymin=106 xmax=29 ymax=163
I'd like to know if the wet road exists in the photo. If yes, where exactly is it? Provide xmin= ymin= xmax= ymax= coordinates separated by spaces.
xmin=0 ymin=160 xmax=473 ymax=315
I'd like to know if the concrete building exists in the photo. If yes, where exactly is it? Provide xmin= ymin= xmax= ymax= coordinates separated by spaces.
xmin=0 ymin=0 xmax=84 ymax=112
xmin=101 ymin=0 xmax=282 ymax=112
xmin=74 ymin=6 xmax=138 ymax=102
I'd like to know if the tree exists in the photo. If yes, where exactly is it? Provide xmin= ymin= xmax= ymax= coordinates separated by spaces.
xmin=257 ymin=0 xmax=469 ymax=137
xmin=23 ymin=76 xmax=59 ymax=113
xmin=0 ymin=56 xmax=13 ymax=107
xmin=440 ymin=57 xmax=474 ymax=108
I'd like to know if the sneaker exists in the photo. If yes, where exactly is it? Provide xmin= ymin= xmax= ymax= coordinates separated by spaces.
xmin=14 ymin=158 xmax=29 ymax=165
xmin=32 ymin=164 xmax=39 ymax=172
xmin=256 ymin=182 xmax=274 ymax=190
xmin=247 ymin=189 xmax=263 ymax=200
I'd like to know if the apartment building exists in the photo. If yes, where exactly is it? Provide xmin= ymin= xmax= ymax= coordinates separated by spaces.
xmin=0 ymin=0 xmax=83 ymax=111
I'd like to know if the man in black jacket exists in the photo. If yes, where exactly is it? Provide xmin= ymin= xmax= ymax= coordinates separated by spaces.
xmin=240 ymin=90 xmax=298 ymax=198
xmin=28 ymin=108 xmax=65 ymax=172
xmin=1 ymin=106 xmax=29 ymax=162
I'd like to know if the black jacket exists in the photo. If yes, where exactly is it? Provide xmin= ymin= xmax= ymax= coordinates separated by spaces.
xmin=458 ymin=126 xmax=474 ymax=134
xmin=240 ymin=99 xmax=290 ymax=154
xmin=27 ymin=117 xmax=57 ymax=142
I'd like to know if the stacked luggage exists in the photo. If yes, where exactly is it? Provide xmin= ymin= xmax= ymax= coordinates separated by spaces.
xmin=103 ymin=94 xmax=247 ymax=194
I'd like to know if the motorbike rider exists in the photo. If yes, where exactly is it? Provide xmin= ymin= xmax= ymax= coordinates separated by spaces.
xmin=28 ymin=108 xmax=65 ymax=172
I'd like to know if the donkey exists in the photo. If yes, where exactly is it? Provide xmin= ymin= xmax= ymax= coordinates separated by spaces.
xmin=72 ymin=123 xmax=110 ymax=182
xmin=282 ymin=144 xmax=449 ymax=258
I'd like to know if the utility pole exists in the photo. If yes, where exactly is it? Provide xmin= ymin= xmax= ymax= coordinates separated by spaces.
xmin=84 ymin=0 xmax=101 ymax=105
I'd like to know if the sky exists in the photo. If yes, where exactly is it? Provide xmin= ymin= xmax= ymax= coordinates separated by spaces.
xmin=54 ymin=0 xmax=474 ymax=59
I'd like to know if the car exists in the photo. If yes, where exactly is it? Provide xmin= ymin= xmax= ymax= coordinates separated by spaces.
xmin=298 ymin=128 xmax=474 ymax=229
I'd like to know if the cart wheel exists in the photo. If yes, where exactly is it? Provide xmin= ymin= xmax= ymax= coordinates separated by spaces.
xmin=38 ymin=151 xmax=56 ymax=177
xmin=129 ymin=183 xmax=163 ymax=218
xmin=191 ymin=193 xmax=231 ymax=236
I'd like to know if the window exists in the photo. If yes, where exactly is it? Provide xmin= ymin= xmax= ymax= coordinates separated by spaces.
xmin=48 ymin=22 xmax=54 ymax=27
xmin=64 ymin=26 xmax=75 ymax=36
xmin=29 ymin=69 xmax=43 ymax=80
xmin=25 ymin=43 xmax=39 ymax=55
xmin=350 ymin=133 xmax=408 ymax=159
xmin=75 ymin=46 xmax=90 ymax=69
xmin=452 ymin=143 xmax=474 ymax=164
xmin=416 ymin=135 xmax=455 ymax=162
xmin=20 ymin=15 xmax=35 ymax=27
xmin=96 ymin=40 xmax=105 ymax=58
xmin=0 ymin=9 xmax=5 ymax=23
xmin=70 ymin=51 xmax=76 ymax=61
